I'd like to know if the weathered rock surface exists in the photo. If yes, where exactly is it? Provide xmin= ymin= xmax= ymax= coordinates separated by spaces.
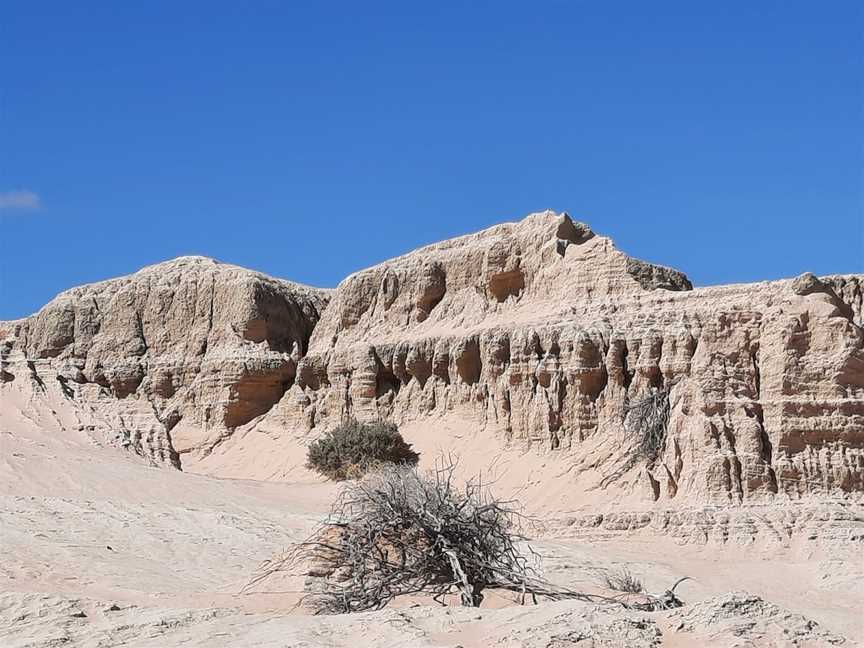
xmin=269 ymin=211 xmax=864 ymax=504
xmin=2 ymin=212 xmax=862 ymax=506
xmin=668 ymin=591 xmax=847 ymax=646
xmin=0 ymin=256 xmax=329 ymax=465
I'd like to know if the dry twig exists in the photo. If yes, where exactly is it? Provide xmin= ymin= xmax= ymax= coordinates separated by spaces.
xmin=244 ymin=456 xmax=617 ymax=613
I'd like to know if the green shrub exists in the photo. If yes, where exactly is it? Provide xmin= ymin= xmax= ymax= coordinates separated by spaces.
xmin=306 ymin=420 xmax=419 ymax=481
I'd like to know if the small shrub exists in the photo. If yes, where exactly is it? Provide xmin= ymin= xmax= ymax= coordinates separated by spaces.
xmin=306 ymin=420 xmax=419 ymax=481
xmin=604 ymin=567 xmax=643 ymax=594
xmin=254 ymin=458 xmax=554 ymax=613
xmin=625 ymin=387 xmax=670 ymax=465
xmin=599 ymin=385 xmax=672 ymax=488
xmin=245 ymin=458 xmax=623 ymax=614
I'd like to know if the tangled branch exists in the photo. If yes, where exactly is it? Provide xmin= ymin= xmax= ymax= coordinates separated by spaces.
xmin=625 ymin=387 xmax=670 ymax=466
xmin=244 ymin=457 xmax=615 ymax=613
xmin=599 ymin=385 xmax=671 ymax=488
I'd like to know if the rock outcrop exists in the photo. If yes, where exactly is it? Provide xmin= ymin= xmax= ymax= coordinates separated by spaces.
xmin=270 ymin=212 xmax=864 ymax=503
xmin=0 ymin=256 xmax=329 ymax=465
xmin=2 ymin=212 xmax=862 ymax=506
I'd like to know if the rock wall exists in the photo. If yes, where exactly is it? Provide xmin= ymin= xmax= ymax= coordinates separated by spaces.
xmin=1 ymin=212 xmax=862 ymax=505
xmin=274 ymin=212 xmax=864 ymax=503
xmin=0 ymin=256 xmax=329 ymax=465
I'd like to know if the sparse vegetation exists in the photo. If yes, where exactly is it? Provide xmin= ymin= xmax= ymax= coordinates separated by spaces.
xmin=629 ymin=577 xmax=691 ymax=612
xmin=625 ymin=386 xmax=671 ymax=465
xmin=604 ymin=567 xmax=643 ymax=594
xmin=305 ymin=420 xmax=419 ymax=481
xmin=600 ymin=385 xmax=672 ymax=487
xmin=247 ymin=457 xmax=612 ymax=614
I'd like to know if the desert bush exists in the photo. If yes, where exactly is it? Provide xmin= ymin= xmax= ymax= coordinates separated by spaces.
xmin=304 ymin=459 xmax=531 ymax=611
xmin=599 ymin=385 xmax=671 ymax=488
xmin=306 ymin=420 xmax=419 ymax=481
xmin=624 ymin=387 xmax=670 ymax=465
xmin=247 ymin=457 xmax=609 ymax=614
xmin=604 ymin=567 xmax=643 ymax=594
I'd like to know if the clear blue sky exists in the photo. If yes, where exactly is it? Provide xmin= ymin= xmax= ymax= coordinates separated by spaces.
xmin=1 ymin=1 xmax=862 ymax=319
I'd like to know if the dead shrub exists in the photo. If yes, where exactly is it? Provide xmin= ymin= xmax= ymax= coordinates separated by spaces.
xmin=599 ymin=385 xmax=672 ymax=488
xmin=625 ymin=387 xmax=670 ymax=465
xmin=246 ymin=457 xmax=610 ymax=614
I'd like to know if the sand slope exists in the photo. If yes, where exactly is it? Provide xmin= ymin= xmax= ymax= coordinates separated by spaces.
xmin=1 ymin=378 xmax=860 ymax=647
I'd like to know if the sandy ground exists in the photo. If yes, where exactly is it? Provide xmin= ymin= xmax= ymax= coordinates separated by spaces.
xmin=1 ymin=386 xmax=861 ymax=647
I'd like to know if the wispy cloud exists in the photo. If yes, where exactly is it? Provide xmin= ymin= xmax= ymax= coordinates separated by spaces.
xmin=0 ymin=190 xmax=41 ymax=211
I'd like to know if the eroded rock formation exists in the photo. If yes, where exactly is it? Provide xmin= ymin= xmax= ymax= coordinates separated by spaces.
xmin=0 ymin=256 xmax=329 ymax=465
xmin=2 ymin=212 xmax=862 ymax=505
xmin=272 ymin=212 xmax=864 ymax=503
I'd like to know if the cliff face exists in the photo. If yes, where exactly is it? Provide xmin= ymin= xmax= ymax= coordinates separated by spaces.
xmin=0 ymin=256 xmax=330 ymax=465
xmin=2 ymin=212 xmax=862 ymax=505
xmin=277 ymin=212 xmax=863 ymax=503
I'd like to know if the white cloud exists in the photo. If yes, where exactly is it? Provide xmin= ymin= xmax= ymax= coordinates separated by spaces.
xmin=0 ymin=190 xmax=41 ymax=211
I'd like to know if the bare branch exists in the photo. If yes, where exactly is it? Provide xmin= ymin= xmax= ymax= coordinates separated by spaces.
xmin=245 ymin=457 xmax=617 ymax=613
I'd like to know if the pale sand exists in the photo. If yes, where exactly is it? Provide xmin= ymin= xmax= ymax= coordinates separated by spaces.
xmin=1 ymin=383 xmax=861 ymax=647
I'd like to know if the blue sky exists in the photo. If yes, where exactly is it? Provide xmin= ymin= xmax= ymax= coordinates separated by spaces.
xmin=1 ymin=1 xmax=862 ymax=319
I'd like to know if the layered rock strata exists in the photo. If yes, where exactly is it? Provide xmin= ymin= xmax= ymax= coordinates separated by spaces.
xmin=0 ymin=256 xmax=329 ymax=465
xmin=275 ymin=212 xmax=864 ymax=503
xmin=2 ymin=212 xmax=862 ymax=505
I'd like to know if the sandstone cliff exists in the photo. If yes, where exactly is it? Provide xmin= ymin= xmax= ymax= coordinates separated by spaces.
xmin=0 ymin=256 xmax=329 ymax=465
xmin=2 ymin=213 xmax=862 ymax=506
xmin=274 ymin=212 xmax=864 ymax=503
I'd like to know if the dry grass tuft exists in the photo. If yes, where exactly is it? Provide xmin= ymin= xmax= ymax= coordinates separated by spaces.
xmin=604 ymin=567 xmax=643 ymax=594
